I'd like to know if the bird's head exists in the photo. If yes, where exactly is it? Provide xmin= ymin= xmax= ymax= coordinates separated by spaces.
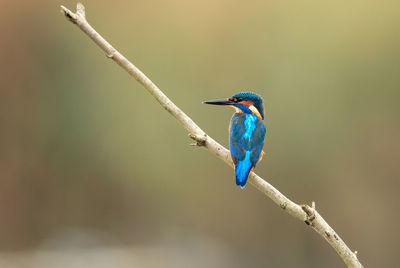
xmin=203 ymin=91 xmax=264 ymax=119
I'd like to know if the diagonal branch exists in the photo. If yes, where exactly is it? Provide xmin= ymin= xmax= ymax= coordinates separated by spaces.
xmin=60 ymin=3 xmax=363 ymax=267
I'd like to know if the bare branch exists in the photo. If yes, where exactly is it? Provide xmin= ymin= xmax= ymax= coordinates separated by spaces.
xmin=60 ymin=4 xmax=363 ymax=267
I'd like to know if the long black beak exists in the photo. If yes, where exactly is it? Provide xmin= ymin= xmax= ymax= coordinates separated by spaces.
xmin=202 ymin=98 xmax=233 ymax=105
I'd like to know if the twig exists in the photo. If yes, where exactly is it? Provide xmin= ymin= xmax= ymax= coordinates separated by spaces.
xmin=60 ymin=4 xmax=364 ymax=267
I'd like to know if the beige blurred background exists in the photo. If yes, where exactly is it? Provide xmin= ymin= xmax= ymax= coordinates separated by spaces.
xmin=1 ymin=0 xmax=399 ymax=267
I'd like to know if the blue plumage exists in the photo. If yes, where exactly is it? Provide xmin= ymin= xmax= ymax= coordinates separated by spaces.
xmin=235 ymin=151 xmax=252 ymax=187
xmin=203 ymin=91 xmax=266 ymax=188
xmin=230 ymin=113 xmax=266 ymax=187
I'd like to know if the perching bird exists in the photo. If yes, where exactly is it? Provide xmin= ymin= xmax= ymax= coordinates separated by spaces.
xmin=203 ymin=92 xmax=266 ymax=188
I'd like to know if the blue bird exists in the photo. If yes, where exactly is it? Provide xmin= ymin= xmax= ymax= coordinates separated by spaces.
xmin=204 ymin=92 xmax=266 ymax=188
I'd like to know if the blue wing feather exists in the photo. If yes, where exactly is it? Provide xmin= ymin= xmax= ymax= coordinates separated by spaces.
xmin=229 ymin=113 xmax=266 ymax=187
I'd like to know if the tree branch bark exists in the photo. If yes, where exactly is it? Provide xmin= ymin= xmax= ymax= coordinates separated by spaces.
xmin=60 ymin=3 xmax=363 ymax=267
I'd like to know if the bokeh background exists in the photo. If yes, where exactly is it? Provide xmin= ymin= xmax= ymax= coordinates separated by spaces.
xmin=1 ymin=0 xmax=399 ymax=267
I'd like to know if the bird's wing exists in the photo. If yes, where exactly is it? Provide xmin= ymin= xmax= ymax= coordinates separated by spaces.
xmin=249 ymin=119 xmax=266 ymax=165
xmin=229 ymin=114 xmax=247 ymax=165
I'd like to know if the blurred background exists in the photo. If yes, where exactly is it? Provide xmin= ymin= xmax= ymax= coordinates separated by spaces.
xmin=1 ymin=0 xmax=399 ymax=267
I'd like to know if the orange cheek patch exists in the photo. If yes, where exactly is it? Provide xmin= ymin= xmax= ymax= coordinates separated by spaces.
xmin=239 ymin=101 xmax=253 ymax=106
xmin=233 ymin=102 xmax=262 ymax=118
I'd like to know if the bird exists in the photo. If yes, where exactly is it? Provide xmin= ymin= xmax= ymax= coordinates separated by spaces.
xmin=203 ymin=92 xmax=266 ymax=188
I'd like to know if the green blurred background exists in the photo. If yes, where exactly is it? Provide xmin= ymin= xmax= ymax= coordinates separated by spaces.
xmin=1 ymin=0 xmax=399 ymax=267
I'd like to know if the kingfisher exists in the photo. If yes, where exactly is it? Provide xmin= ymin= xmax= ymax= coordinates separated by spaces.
xmin=203 ymin=92 xmax=266 ymax=188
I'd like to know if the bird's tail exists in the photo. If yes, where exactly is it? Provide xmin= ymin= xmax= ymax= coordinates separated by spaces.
xmin=235 ymin=151 xmax=253 ymax=188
